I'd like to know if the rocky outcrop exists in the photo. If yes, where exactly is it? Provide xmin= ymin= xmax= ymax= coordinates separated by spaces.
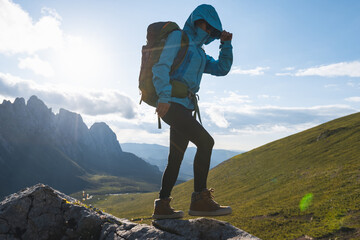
xmin=153 ymin=218 xmax=259 ymax=240
xmin=0 ymin=184 xmax=260 ymax=240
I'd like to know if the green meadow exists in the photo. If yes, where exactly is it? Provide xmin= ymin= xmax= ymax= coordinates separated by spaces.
xmin=83 ymin=112 xmax=360 ymax=239
xmin=70 ymin=174 xmax=159 ymax=199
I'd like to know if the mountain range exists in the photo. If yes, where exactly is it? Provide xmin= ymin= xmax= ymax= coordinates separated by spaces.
xmin=121 ymin=143 xmax=241 ymax=180
xmin=0 ymin=96 xmax=162 ymax=198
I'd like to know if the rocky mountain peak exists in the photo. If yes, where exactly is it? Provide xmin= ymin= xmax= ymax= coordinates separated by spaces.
xmin=13 ymin=97 xmax=25 ymax=108
xmin=1 ymin=99 xmax=11 ymax=106
xmin=90 ymin=122 xmax=114 ymax=136
xmin=90 ymin=122 xmax=122 ymax=153
xmin=56 ymin=108 xmax=89 ymax=141
xmin=27 ymin=95 xmax=50 ymax=113
xmin=0 ymin=184 xmax=260 ymax=240
xmin=24 ymin=96 xmax=55 ymax=136
xmin=57 ymin=108 xmax=86 ymax=127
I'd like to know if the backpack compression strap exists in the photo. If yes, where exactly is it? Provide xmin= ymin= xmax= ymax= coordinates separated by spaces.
xmin=188 ymin=91 xmax=202 ymax=125
xmin=171 ymin=31 xmax=189 ymax=73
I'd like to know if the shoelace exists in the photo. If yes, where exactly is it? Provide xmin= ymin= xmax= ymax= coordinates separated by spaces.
xmin=207 ymin=188 xmax=215 ymax=199
xmin=205 ymin=188 xmax=220 ymax=207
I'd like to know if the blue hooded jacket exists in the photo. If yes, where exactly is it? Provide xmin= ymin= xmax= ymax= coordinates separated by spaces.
xmin=152 ymin=4 xmax=233 ymax=109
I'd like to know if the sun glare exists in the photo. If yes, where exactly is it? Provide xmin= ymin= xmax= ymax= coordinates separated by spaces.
xmin=53 ymin=36 xmax=109 ymax=89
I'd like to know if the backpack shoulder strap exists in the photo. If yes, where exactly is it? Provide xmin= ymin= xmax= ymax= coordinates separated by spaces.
xmin=171 ymin=31 xmax=189 ymax=73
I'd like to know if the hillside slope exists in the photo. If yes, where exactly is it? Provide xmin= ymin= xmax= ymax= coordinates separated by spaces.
xmin=89 ymin=112 xmax=360 ymax=240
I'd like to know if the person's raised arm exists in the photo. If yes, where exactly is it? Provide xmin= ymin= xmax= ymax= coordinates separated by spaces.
xmin=204 ymin=30 xmax=233 ymax=76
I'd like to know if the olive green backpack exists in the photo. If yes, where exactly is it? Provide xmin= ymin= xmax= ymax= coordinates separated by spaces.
xmin=138 ymin=21 xmax=189 ymax=108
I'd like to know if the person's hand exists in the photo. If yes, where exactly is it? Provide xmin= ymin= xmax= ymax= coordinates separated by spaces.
xmin=156 ymin=102 xmax=170 ymax=118
xmin=221 ymin=30 xmax=233 ymax=42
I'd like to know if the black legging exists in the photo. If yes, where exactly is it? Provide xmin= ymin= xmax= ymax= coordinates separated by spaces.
xmin=159 ymin=102 xmax=214 ymax=199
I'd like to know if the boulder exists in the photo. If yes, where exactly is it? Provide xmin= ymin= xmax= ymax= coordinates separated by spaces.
xmin=153 ymin=218 xmax=259 ymax=240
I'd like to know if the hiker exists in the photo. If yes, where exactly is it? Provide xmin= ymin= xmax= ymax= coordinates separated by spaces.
xmin=151 ymin=4 xmax=233 ymax=219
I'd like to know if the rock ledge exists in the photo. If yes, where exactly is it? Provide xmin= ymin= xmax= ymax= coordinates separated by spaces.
xmin=0 ymin=184 xmax=260 ymax=240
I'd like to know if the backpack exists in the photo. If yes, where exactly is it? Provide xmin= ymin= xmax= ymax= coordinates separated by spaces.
xmin=138 ymin=21 xmax=189 ymax=107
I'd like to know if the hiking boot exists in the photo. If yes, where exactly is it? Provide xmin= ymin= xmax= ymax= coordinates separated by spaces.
xmin=188 ymin=188 xmax=232 ymax=216
xmin=152 ymin=197 xmax=184 ymax=219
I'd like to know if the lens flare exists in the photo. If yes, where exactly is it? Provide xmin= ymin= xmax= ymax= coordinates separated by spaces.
xmin=299 ymin=193 xmax=313 ymax=211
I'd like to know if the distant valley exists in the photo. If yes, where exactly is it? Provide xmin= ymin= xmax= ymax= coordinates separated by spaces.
xmin=121 ymin=143 xmax=241 ymax=180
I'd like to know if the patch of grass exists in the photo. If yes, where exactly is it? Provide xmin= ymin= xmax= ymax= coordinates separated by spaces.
xmin=89 ymin=112 xmax=360 ymax=239
xmin=70 ymin=174 xmax=159 ymax=200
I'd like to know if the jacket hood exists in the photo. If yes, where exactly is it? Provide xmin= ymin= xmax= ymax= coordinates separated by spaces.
xmin=183 ymin=4 xmax=222 ymax=46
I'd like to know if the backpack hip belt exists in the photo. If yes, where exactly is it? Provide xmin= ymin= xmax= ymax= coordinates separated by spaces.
xmin=170 ymin=80 xmax=202 ymax=125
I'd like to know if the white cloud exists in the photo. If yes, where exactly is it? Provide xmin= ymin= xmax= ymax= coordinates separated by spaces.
xmin=219 ymin=91 xmax=251 ymax=104
xmin=115 ymin=128 xmax=170 ymax=147
xmin=213 ymin=122 xmax=318 ymax=151
xmin=0 ymin=72 xmax=136 ymax=118
xmin=347 ymin=81 xmax=360 ymax=88
xmin=0 ymin=1 xmax=110 ymax=82
xmin=345 ymin=97 xmax=360 ymax=102
xmin=205 ymin=107 xmax=230 ymax=128
xmin=275 ymin=72 xmax=293 ymax=76
xmin=0 ymin=94 xmax=14 ymax=103
xmin=41 ymin=7 xmax=62 ymax=21
xmin=0 ymin=0 xmax=63 ymax=55
xmin=295 ymin=61 xmax=360 ymax=77
xmin=201 ymin=91 xmax=357 ymax=133
xmin=201 ymin=92 xmax=251 ymax=128
xmin=283 ymin=67 xmax=295 ymax=71
xmin=85 ymin=100 xmax=357 ymax=151
xmin=18 ymin=55 xmax=54 ymax=77
xmin=230 ymin=122 xmax=316 ymax=136
xmin=230 ymin=66 xmax=270 ymax=76
xmin=258 ymin=94 xmax=280 ymax=100
xmin=347 ymin=81 xmax=355 ymax=87
xmin=324 ymin=84 xmax=338 ymax=88
xmin=240 ymin=104 xmax=355 ymax=118
xmin=276 ymin=67 xmax=296 ymax=76
xmin=201 ymin=100 xmax=357 ymax=150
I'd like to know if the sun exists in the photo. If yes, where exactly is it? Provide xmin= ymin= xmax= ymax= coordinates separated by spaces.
xmin=52 ymin=35 xmax=109 ymax=89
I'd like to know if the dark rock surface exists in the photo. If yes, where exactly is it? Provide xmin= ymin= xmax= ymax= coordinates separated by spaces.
xmin=153 ymin=218 xmax=260 ymax=240
xmin=0 ymin=184 xmax=260 ymax=240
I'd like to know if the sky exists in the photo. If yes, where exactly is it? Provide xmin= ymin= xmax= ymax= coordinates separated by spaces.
xmin=0 ymin=0 xmax=359 ymax=151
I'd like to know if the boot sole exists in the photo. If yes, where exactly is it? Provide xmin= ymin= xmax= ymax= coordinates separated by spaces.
xmin=152 ymin=211 xmax=184 ymax=219
xmin=188 ymin=207 xmax=232 ymax=216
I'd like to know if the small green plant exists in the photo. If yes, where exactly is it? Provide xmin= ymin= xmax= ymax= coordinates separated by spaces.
xmin=300 ymin=193 xmax=313 ymax=211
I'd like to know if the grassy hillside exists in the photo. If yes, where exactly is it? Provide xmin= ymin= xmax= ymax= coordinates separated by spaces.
xmin=87 ymin=112 xmax=360 ymax=240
